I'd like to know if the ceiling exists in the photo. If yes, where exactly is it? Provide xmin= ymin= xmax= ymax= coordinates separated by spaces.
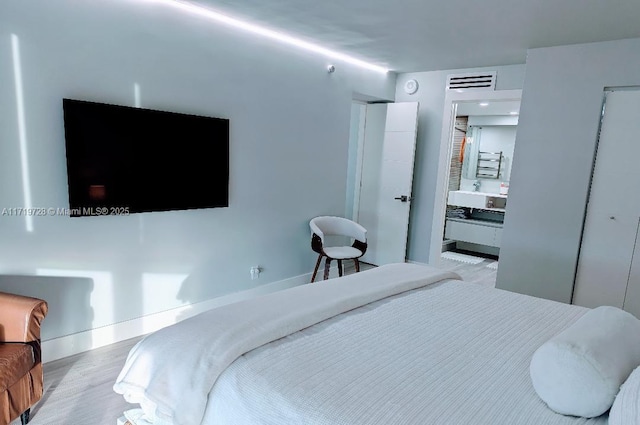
xmin=192 ymin=0 xmax=640 ymax=73
xmin=457 ymin=100 xmax=521 ymax=117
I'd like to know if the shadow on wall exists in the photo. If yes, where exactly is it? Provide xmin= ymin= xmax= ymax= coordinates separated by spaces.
xmin=0 ymin=274 xmax=94 ymax=342
xmin=175 ymin=253 xmax=248 ymax=323
xmin=173 ymin=218 xmax=317 ymax=323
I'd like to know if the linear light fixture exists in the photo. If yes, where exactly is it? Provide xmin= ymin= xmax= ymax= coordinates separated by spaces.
xmin=143 ymin=0 xmax=389 ymax=74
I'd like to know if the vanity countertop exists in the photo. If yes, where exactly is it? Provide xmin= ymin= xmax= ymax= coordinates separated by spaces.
xmin=448 ymin=190 xmax=507 ymax=211
xmin=446 ymin=217 xmax=504 ymax=228
xmin=455 ymin=190 xmax=507 ymax=199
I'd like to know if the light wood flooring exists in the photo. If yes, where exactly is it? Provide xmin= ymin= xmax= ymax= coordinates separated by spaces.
xmin=16 ymin=255 xmax=497 ymax=425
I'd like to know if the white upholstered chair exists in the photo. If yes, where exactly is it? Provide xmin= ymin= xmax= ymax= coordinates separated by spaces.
xmin=309 ymin=216 xmax=368 ymax=282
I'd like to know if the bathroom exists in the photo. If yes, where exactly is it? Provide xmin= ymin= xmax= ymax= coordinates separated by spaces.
xmin=442 ymin=99 xmax=520 ymax=260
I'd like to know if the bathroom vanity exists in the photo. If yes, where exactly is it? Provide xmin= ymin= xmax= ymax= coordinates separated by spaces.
xmin=445 ymin=190 xmax=507 ymax=256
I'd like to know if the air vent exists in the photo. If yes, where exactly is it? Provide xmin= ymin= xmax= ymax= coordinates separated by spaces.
xmin=446 ymin=72 xmax=496 ymax=91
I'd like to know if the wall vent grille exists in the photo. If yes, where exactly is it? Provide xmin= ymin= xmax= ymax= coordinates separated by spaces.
xmin=446 ymin=72 xmax=496 ymax=91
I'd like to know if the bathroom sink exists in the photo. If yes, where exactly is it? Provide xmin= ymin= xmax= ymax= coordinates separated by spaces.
xmin=454 ymin=190 xmax=507 ymax=198
xmin=448 ymin=190 xmax=507 ymax=210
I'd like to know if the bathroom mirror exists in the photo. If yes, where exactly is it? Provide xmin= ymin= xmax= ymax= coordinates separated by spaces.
xmin=456 ymin=102 xmax=520 ymax=193
xmin=462 ymin=123 xmax=517 ymax=181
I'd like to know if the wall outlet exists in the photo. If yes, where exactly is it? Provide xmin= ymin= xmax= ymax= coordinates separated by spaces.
xmin=250 ymin=266 xmax=260 ymax=280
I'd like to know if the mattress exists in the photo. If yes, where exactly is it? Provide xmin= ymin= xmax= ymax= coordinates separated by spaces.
xmin=203 ymin=279 xmax=606 ymax=424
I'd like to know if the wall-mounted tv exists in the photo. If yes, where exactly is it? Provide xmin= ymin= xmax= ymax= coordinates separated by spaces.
xmin=62 ymin=98 xmax=229 ymax=217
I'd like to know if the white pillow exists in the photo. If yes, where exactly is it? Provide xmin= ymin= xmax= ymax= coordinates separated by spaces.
xmin=530 ymin=306 xmax=640 ymax=418
xmin=609 ymin=366 xmax=640 ymax=425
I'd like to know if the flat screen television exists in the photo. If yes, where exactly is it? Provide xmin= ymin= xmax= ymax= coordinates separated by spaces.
xmin=62 ymin=98 xmax=229 ymax=217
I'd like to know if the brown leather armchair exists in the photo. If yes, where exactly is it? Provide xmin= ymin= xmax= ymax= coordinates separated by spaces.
xmin=0 ymin=292 xmax=48 ymax=425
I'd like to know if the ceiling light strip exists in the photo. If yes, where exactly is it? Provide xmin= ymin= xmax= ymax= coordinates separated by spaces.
xmin=145 ymin=0 xmax=389 ymax=74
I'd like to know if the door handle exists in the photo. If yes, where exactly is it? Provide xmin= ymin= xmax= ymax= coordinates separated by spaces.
xmin=394 ymin=195 xmax=412 ymax=202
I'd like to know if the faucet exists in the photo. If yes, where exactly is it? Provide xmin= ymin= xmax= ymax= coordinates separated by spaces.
xmin=472 ymin=180 xmax=481 ymax=192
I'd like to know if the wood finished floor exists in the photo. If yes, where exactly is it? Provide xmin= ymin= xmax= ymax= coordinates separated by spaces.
xmin=16 ymin=255 xmax=497 ymax=425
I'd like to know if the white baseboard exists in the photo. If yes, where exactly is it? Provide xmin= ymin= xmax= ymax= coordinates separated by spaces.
xmin=314 ymin=263 xmax=339 ymax=280
xmin=42 ymin=272 xmax=311 ymax=363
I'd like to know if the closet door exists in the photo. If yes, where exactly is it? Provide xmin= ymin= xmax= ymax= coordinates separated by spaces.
xmin=623 ymin=223 xmax=640 ymax=317
xmin=572 ymin=90 xmax=640 ymax=313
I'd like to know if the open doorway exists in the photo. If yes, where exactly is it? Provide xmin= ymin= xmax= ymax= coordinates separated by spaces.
xmin=429 ymin=90 xmax=522 ymax=281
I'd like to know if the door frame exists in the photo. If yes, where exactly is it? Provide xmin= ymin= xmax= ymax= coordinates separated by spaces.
xmin=348 ymin=101 xmax=368 ymax=221
xmin=428 ymin=89 xmax=522 ymax=265
xmin=350 ymin=101 xmax=419 ymax=266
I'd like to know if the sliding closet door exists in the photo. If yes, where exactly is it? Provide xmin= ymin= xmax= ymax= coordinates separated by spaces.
xmin=573 ymin=90 xmax=640 ymax=314
xmin=623 ymin=225 xmax=640 ymax=317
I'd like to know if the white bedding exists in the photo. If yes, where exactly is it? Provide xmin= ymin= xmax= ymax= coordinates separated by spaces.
xmin=202 ymin=276 xmax=607 ymax=425
xmin=114 ymin=263 xmax=458 ymax=424
xmin=115 ymin=263 xmax=609 ymax=425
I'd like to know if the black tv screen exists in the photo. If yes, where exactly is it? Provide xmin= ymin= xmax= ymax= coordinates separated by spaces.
xmin=62 ymin=98 xmax=229 ymax=216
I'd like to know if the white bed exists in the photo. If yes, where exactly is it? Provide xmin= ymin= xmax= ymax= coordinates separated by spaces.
xmin=113 ymin=263 xmax=608 ymax=425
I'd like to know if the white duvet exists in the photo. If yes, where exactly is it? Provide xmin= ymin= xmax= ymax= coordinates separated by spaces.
xmin=114 ymin=263 xmax=610 ymax=425
xmin=201 ymin=276 xmax=608 ymax=425
xmin=113 ymin=263 xmax=458 ymax=425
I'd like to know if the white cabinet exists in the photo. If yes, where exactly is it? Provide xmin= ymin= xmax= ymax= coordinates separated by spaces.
xmin=494 ymin=226 xmax=503 ymax=246
xmin=445 ymin=218 xmax=502 ymax=248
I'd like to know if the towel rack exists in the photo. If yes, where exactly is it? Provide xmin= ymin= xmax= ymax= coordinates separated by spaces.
xmin=476 ymin=151 xmax=502 ymax=179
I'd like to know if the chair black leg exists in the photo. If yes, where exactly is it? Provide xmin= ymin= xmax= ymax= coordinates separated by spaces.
xmin=354 ymin=258 xmax=360 ymax=273
xmin=337 ymin=260 xmax=343 ymax=277
xmin=311 ymin=254 xmax=323 ymax=282
xmin=323 ymin=258 xmax=332 ymax=280
xmin=21 ymin=408 xmax=30 ymax=425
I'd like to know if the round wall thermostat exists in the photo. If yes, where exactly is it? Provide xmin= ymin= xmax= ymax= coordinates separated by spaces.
xmin=404 ymin=79 xmax=419 ymax=95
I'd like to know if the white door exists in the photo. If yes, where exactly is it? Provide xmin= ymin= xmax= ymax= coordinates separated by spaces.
xmin=357 ymin=102 xmax=419 ymax=266
xmin=573 ymin=90 xmax=640 ymax=314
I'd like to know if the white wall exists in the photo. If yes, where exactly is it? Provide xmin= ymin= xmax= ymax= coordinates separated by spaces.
xmin=497 ymin=38 xmax=640 ymax=303
xmin=0 ymin=1 xmax=395 ymax=345
xmin=394 ymin=65 xmax=525 ymax=263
